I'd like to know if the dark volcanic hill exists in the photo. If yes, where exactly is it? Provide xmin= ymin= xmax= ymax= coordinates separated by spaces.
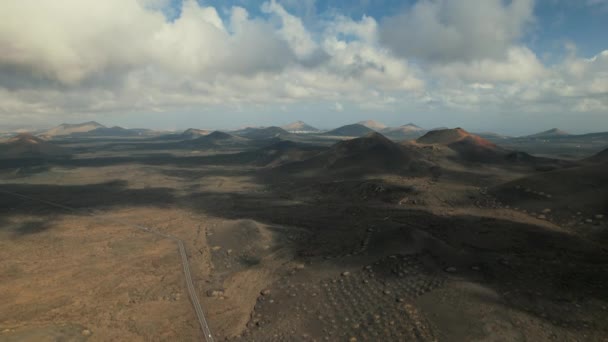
xmin=417 ymin=128 xmax=508 ymax=163
xmin=417 ymin=127 xmax=472 ymax=145
xmin=588 ymin=147 xmax=608 ymax=163
xmin=527 ymin=128 xmax=569 ymax=138
xmin=418 ymin=128 xmax=575 ymax=170
xmin=324 ymin=124 xmax=375 ymax=137
xmin=157 ymin=128 xmax=210 ymax=140
xmin=234 ymin=126 xmax=293 ymax=140
xmin=183 ymin=131 xmax=247 ymax=148
xmin=274 ymin=132 xmax=431 ymax=178
xmin=448 ymin=136 xmax=507 ymax=162
xmin=203 ymin=131 xmax=235 ymax=141
xmin=181 ymin=128 xmax=211 ymax=139
xmin=252 ymin=140 xmax=326 ymax=167
xmin=0 ymin=133 xmax=69 ymax=158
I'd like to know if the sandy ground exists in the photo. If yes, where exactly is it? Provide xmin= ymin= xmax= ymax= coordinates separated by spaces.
xmin=0 ymin=209 xmax=200 ymax=341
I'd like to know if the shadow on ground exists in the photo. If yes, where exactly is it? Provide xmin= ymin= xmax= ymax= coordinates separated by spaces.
xmin=0 ymin=180 xmax=176 ymax=237
xmin=182 ymin=178 xmax=608 ymax=331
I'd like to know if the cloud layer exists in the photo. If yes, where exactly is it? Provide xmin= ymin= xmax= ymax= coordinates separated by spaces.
xmin=0 ymin=0 xmax=606 ymax=128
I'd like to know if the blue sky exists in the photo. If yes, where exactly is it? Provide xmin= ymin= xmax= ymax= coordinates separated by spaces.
xmin=531 ymin=0 xmax=608 ymax=58
xmin=0 ymin=0 xmax=606 ymax=134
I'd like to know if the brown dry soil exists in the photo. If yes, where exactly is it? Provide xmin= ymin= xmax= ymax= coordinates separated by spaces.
xmin=0 ymin=136 xmax=607 ymax=342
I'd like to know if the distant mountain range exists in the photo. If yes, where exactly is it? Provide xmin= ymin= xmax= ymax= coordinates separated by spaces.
xmin=4 ymin=121 xmax=607 ymax=169
xmin=71 ymin=126 xmax=147 ymax=137
xmin=24 ymin=121 xmax=608 ymax=151
xmin=38 ymin=121 xmax=154 ymax=138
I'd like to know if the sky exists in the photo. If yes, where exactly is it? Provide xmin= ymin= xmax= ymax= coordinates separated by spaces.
xmin=0 ymin=0 xmax=607 ymax=135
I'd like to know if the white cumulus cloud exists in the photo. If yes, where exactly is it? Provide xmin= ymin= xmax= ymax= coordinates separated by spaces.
xmin=379 ymin=0 xmax=535 ymax=63
xmin=0 ymin=0 xmax=606 ymax=128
